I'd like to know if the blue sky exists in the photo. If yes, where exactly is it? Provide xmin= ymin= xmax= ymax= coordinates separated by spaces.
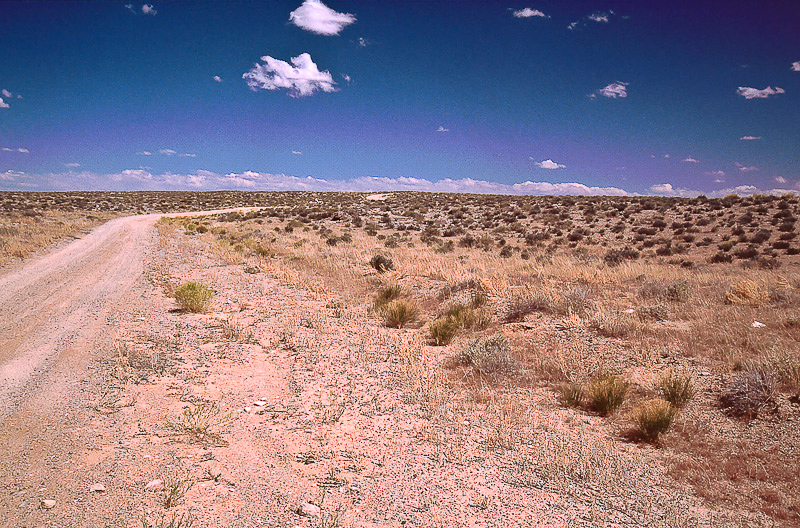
xmin=1 ymin=0 xmax=798 ymax=195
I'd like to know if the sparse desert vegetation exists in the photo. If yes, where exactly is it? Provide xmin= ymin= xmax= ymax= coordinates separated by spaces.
xmin=2 ymin=190 xmax=800 ymax=526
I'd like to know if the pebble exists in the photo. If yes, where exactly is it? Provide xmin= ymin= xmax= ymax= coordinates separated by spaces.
xmin=243 ymin=406 xmax=252 ymax=413
xmin=145 ymin=479 xmax=163 ymax=490
xmin=90 ymin=483 xmax=106 ymax=493
xmin=253 ymin=400 xmax=266 ymax=407
xmin=295 ymin=502 xmax=321 ymax=518
xmin=752 ymin=321 xmax=766 ymax=328
xmin=41 ymin=499 xmax=56 ymax=509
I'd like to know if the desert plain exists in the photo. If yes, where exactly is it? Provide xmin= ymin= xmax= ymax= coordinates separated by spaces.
xmin=0 ymin=190 xmax=799 ymax=527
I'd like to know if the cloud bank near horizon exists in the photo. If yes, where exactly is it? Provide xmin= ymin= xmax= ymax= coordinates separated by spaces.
xmin=2 ymin=169 xmax=797 ymax=198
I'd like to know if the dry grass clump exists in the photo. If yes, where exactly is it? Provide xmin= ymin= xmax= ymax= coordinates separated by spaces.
xmin=504 ymin=290 xmax=556 ymax=322
xmin=428 ymin=317 xmax=460 ymax=345
xmin=724 ymin=279 xmax=769 ymax=306
xmin=558 ymin=381 xmax=585 ymax=408
xmin=380 ymin=299 xmax=420 ymax=328
xmin=589 ymin=312 xmax=639 ymax=338
xmin=588 ymin=375 xmax=629 ymax=415
xmin=639 ymin=279 xmax=691 ymax=303
xmin=631 ymin=398 xmax=679 ymax=443
xmin=636 ymin=303 xmax=670 ymax=321
xmin=162 ymin=476 xmax=194 ymax=508
xmin=174 ymin=282 xmax=214 ymax=313
xmin=719 ymin=368 xmax=778 ymax=418
xmin=561 ymin=286 xmax=595 ymax=316
xmin=165 ymin=400 xmax=235 ymax=445
xmin=657 ymin=370 xmax=696 ymax=408
xmin=457 ymin=335 xmax=516 ymax=375
xmin=429 ymin=298 xmax=490 ymax=345
xmin=140 ymin=511 xmax=195 ymax=528
xmin=373 ymin=284 xmax=402 ymax=308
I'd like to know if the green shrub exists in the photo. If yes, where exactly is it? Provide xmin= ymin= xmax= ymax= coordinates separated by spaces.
xmin=174 ymin=282 xmax=213 ymax=313
xmin=381 ymin=299 xmax=419 ymax=328
xmin=429 ymin=317 xmax=460 ymax=345
xmin=374 ymin=284 xmax=402 ymax=309
xmin=632 ymin=399 xmax=678 ymax=443
xmin=445 ymin=303 xmax=477 ymax=328
xmin=657 ymin=370 xmax=696 ymax=408
xmin=457 ymin=335 xmax=515 ymax=375
xmin=588 ymin=375 xmax=629 ymax=415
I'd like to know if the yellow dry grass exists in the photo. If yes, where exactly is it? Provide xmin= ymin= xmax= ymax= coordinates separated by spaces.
xmin=0 ymin=210 xmax=113 ymax=267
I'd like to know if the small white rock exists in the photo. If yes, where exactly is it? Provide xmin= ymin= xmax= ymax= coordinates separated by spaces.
xmin=41 ymin=499 xmax=56 ymax=509
xmin=90 ymin=483 xmax=106 ymax=493
xmin=145 ymin=479 xmax=163 ymax=490
xmin=243 ymin=406 xmax=252 ymax=413
xmin=253 ymin=400 xmax=266 ymax=407
xmin=623 ymin=308 xmax=635 ymax=314
xmin=752 ymin=321 xmax=766 ymax=328
xmin=296 ymin=501 xmax=321 ymax=518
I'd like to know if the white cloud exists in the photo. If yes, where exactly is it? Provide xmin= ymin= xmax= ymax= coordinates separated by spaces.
xmin=706 ymin=170 xmax=725 ymax=177
xmin=341 ymin=74 xmax=351 ymax=83
xmin=588 ymin=12 xmax=610 ymax=23
xmin=570 ymin=10 xmax=615 ymax=30
xmin=0 ymin=97 xmax=9 ymax=109
xmin=737 ymin=86 xmax=785 ymax=99
xmin=292 ymin=150 xmax=303 ymax=155
xmin=0 ymin=170 xmax=26 ymax=182
xmin=740 ymin=135 xmax=761 ymax=140
xmin=682 ymin=157 xmax=699 ymax=163
xmin=3 ymin=147 xmax=29 ymax=153
xmin=64 ymin=163 xmax=80 ymax=168
xmin=178 ymin=153 xmax=197 ymax=158
xmin=142 ymin=4 xmax=156 ymax=15
xmin=243 ymin=53 xmax=336 ymax=97
xmin=792 ymin=61 xmax=800 ymax=72
xmin=775 ymin=176 xmax=788 ymax=184
xmin=289 ymin=0 xmax=356 ymax=36
xmin=650 ymin=184 xmax=794 ymax=199
xmin=357 ymin=37 xmax=368 ymax=47
xmin=137 ymin=151 xmax=152 ymax=156
xmin=436 ymin=126 xmax=449 ymax=133
xmin=598 ymin=81 xmax=628 ymax=98
xmin=125 ymin=4 xmax=135 ymax=13
xmin=0 ymin=169 xmax=631 ymax=196
xmin=534 ymin=159 xmax=566 ymax=169
xmin=159 ymin=149 xmax=177 ymax=156
xmin=213 ymin=75 xmax=222 ymax=82
xmin=513 ymin=8 xmax=547 ymax=18
xmin=735 ymin=162 xmax=758 ymax=172
xmin=1 ymin=89 xmax=11 ymax=98
xmin=650 ymin=183 xmax=677 ymax=194
xmin=17 ymin=148 xmax=29 ymax=153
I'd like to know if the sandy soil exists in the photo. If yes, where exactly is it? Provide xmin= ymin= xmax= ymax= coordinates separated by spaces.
xmin=0 ymin=211 xmax=720 ymax=527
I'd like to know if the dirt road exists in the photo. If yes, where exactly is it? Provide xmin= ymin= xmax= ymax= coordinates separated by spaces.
xmin=0 ymin=209 xmax=258 ymax=526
